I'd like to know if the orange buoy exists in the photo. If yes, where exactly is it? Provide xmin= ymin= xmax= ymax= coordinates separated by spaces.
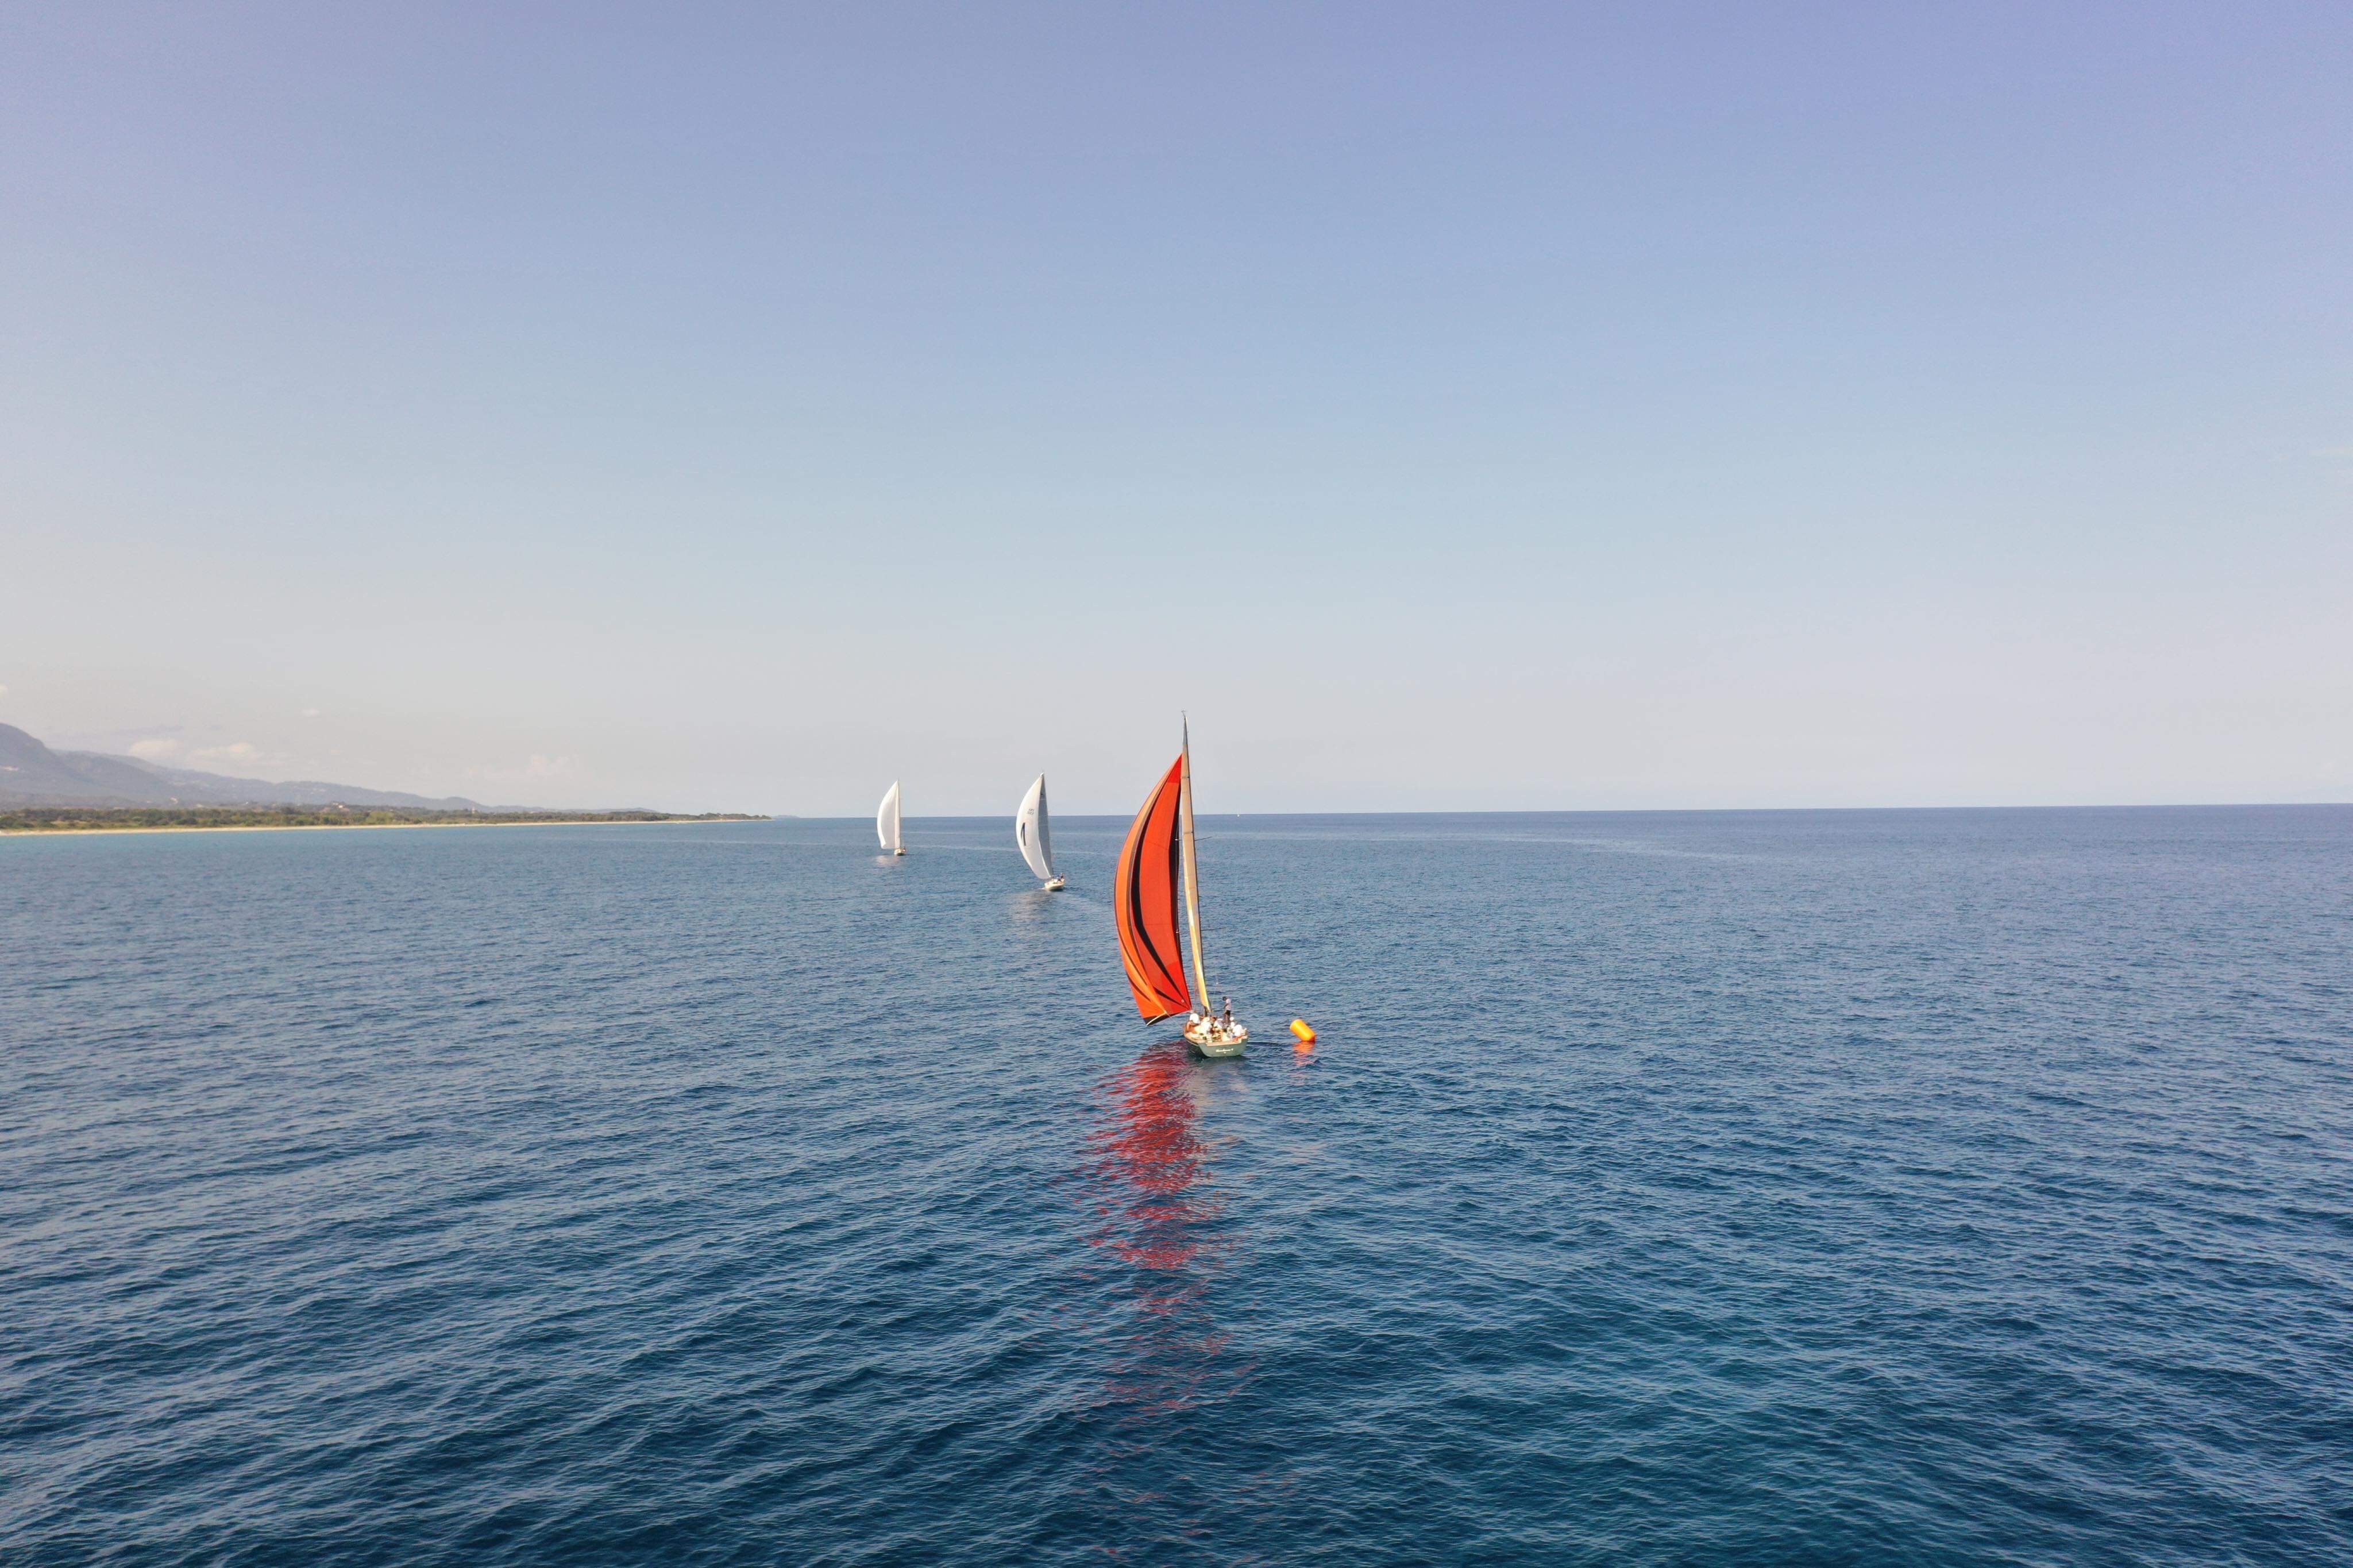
xmin=1290 ymin=1018 xmax=1317 ymax=1048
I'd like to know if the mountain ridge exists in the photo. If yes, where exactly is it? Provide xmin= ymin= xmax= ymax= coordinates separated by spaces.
xmin=0 ymin=723 xmax=497 ymax=810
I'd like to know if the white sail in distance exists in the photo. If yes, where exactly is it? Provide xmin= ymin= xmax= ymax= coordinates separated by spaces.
xmin=877 ymin=781 xmax=903 ymax=853
xmin=1015 ymin=774 xmax=1056 ymax=882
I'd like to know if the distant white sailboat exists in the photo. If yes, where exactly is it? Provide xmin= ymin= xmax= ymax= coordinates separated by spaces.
xmin=1016 ymin=774 xmax=1064 ymax=890
xmin=877 ymin=781 xmax=905 ymax=855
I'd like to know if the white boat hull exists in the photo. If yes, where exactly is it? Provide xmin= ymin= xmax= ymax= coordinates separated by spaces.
xmin=1184 ymin=1018 xmax=1248 ymax=1057
xmin=1042 ymin=876 xmax=1065 ymax=891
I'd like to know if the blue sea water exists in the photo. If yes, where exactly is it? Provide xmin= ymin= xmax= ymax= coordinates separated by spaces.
xmin=4 ymin=808 xmax=2351 ymax=1565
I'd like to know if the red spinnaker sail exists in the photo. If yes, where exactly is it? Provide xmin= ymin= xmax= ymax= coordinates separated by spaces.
xmin=1113 ymin=755 xmax=1193 ymax=1022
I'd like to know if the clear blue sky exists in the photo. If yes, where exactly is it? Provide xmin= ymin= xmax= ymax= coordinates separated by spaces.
xmin=3 ymin=3 xmax=2347 ymax=812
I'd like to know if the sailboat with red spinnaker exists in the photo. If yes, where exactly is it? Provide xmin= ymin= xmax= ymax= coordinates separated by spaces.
xmin=1112 ymin=719 xmax=1246 ymax=1056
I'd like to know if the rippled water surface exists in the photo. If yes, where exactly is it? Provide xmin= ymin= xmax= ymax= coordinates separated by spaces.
xmin=6 ymin=808 xmax=2351 ymax=1565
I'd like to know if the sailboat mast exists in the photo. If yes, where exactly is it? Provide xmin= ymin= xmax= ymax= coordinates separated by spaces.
xmin=1178 ymin=717 xmax=1212 ymax=1011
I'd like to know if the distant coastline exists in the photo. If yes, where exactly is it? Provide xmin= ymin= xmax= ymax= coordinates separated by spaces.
xmin=1 ymin=806 xmax=767 ymax=836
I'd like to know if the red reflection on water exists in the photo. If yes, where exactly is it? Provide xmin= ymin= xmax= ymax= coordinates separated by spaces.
xmin=1074 ymin=1050 xmax=1285 ymax=1561
xmin=1085 ymin=1041 xmax=1221 ymax=1273
xmin=1078 ymin=1040 xmax=1244 ymax=1423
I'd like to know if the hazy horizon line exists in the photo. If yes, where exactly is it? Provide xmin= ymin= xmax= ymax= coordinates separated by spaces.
xmin=786 ymin=801 xmax=2353 ymax=821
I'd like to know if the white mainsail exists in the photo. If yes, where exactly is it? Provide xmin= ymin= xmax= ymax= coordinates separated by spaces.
xmin=1016 ymin=774 xmax=1056 ymax=882
xmin=1178 ymin=719 xmax=1211 ymax=1009
xmin=877 ymin=781 xmax=903 ymax=853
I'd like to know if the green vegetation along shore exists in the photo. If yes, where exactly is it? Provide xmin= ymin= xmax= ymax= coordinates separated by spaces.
xmin=2 ymin=806 xmax=768 ymax=834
